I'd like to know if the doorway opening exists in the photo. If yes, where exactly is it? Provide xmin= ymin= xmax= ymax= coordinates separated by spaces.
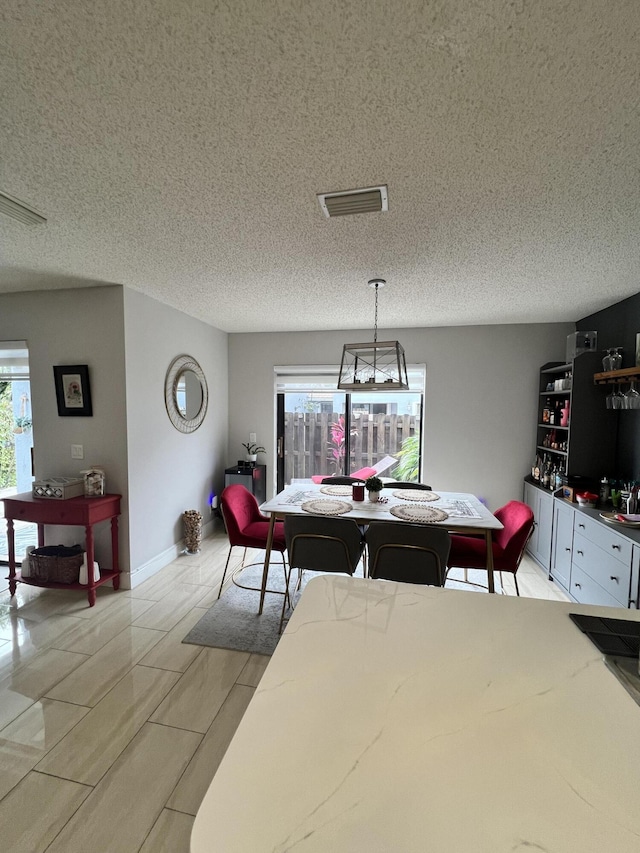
xmin=0 ymin=342 xmax=37 ymax=563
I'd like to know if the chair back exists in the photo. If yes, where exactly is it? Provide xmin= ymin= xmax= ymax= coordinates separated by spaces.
xmin=493 ymin=501 xmax=535 ymax=570
xmin=366 ymin=522 xmax=450 ymax=585
xmin=285 ymin=516 xmax=364 ymax=575
xmin=384 ymin=481 xmax=432 ymax=491
xmin=220 ymin=485 xmax=263 ymax=545
xmin=320 ymin=476 xmax=361 ymax=485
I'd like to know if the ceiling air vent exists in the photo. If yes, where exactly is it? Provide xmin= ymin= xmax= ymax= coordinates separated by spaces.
xmin=0 ymin=190 xmax=47 ymax=225
xmin=317 ymin=185 xmax=388 ymax=218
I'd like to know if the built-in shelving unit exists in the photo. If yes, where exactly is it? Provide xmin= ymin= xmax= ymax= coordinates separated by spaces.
xmin=533 ymin=352 xmax=615 ymax=481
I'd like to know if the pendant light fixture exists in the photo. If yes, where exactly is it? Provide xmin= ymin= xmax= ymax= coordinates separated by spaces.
xmin=337 ymin=279 xmax=409 ymax=390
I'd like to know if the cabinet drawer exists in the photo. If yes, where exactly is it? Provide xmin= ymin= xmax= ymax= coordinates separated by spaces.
xmin=572 ymin=532 xmax=631 ymax=606
xmin=573 ymin=513 xmax=632 ymax=565
xmin=569 ymin=563 xmax=622 ymax=608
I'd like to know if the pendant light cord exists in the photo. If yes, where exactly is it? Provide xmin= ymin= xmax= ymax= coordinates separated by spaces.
xmin=373 ymin=283 xmax=378 ymax=343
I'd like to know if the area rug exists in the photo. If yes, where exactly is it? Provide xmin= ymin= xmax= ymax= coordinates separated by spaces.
xmin=182 ymin=563 xmax=306 ymax=656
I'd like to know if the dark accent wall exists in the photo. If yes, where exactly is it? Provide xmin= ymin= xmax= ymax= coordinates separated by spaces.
xmin=577 ymin=292 xmax=640 ymax=480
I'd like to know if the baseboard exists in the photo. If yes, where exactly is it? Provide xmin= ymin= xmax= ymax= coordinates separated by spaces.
xmin=120 ymin=518 xmax=217 ymax=590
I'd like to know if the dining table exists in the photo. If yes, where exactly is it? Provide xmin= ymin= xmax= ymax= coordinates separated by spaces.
xmin=257 ymin=483 xmax=504 ymax=612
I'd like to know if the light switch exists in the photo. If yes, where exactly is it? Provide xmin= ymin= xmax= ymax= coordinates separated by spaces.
xmin=71 ymin=444 xmax=84 ymax=459
xmin=249 ymin=432 xmax=256 ymax=444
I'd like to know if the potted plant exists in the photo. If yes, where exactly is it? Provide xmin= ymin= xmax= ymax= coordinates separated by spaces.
xmin=242 ymin=442 xmax=266 ymax=463
xmin=13 ymin=415 xmax=32 ymax=435
xmin=365 ymin=475 xmax=384 ymax=502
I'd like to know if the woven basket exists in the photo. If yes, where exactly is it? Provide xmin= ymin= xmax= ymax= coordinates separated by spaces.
xmin=29 ymin=545 xmax=84 ymax=583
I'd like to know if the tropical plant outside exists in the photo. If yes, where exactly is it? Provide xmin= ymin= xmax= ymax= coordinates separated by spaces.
xmin=329 ymin=415 xmax=348 ymax=475
xmin=0 ymin=382 xmax=17 ymax=489
xmin=391 ymin=432 xmax=421 ymax=482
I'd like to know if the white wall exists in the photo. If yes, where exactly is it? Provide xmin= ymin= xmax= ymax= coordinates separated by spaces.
xmin=123 ymin=288 xmax=228 ymax=582
xmin=0 ymin=286 xmax=128 ymax=566
xmin=0 ymin=285 xmax=229 ymax=587
xmin=228 ymin=323 xmax=574 ymax=510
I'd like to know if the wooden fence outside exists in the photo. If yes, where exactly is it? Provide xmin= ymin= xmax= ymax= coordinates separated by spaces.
xmin=284 ymin=412 xmax=418 ymax=481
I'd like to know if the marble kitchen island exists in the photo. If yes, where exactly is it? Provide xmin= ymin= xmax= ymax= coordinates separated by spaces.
xmin=191 ymin=577 xmax=640 ymax=852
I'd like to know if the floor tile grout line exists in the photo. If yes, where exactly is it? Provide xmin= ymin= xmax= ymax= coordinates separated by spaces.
xmin=40 ymin=771 xmax=95 ymax=853
xmin=32 ymin=667 xmax=196 ymax=793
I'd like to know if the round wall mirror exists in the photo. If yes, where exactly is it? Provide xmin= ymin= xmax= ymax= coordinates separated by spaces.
xmin=165 ymin=355 xmax=208 ymax=433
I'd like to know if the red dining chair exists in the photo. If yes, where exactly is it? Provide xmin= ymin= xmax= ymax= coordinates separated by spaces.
xmin=446 ymin=500 xmax=534 ymax=595
xmin=218 ymin=485 xmax=288 ymax=601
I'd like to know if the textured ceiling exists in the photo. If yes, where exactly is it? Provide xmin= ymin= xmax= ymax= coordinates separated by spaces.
xmin=1 ymin=0 xmax=639 ymax=333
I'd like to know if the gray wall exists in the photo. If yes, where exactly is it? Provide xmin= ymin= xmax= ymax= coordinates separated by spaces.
xmin=228 ymin=322 xmax=574 ymax=510
xmin=0 ymin=285 xmax=229 ymax=587
xmin=123 ymin=288 xmax=228 ymax=580
xmin=0 ymin=286 xmax=128 ymax=567
xmin=578 ymin=290 xmax=640 ymax=477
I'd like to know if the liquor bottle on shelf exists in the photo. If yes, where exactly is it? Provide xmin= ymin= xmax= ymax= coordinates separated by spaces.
xmin=552 ymin=400 xmax=562 ymax=425
xmin=542 ymin=455 xmax=550 ymax=489
xmin=542 ymin=399 xmax=551 ymax=423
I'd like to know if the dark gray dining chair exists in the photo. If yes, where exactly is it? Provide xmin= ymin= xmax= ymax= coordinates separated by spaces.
xmin=384 ymin=481 xmax=432 ymax=491
xmin=282 ymin=515 xmax=366 ymax=629
xmin=320 ymin=476 xmax=362 ymax=485
xmin=365 ymin=522 xmax=450 ymax=586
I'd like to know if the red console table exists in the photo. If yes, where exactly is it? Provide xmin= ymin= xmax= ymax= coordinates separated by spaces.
xmin=3 ymin=492 xmax=121 ymax=607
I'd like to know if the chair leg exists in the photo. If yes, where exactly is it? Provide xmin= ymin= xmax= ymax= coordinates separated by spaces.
xmin=278 ymin=562 xmax=293 ymax=634
xmin=217 ymin=546 xmax=234 ymax=599
xmin=513 ymin=574 xmax=520 ymax=596
xmin=463 ymin=568 xmax=468 ymax=582
xmin=280 ymin=552 xmax=291 ymax=607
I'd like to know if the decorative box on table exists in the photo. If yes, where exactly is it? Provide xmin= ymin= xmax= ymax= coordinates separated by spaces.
xmin=32 ymin=477 xmax=84 ymax=500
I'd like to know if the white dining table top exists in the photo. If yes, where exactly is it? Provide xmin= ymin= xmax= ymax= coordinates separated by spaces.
xmin=191 ymin=576 xmax=640 ymax=852
xmin=259 ymin=483 xmax=503 ymax=531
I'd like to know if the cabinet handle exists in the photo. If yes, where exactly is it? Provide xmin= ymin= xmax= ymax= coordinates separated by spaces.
xmin=574 ymin=583 xmax=582 ymax=589
xmin=611 ymin=544 xmax=621 ymax=551
xmin=577 ymin=550 xmax=584 ymax=556
xmin=610 ymin=576 xmax=619 ymax=583
xmin=565 ymin=547 xmax=571 ymax=552
xmin=578 ymin=523 xmax=585 ymax=529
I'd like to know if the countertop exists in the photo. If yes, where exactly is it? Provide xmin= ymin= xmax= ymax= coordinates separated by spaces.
xmin=191 ymin=578 xmax=640 ymax=852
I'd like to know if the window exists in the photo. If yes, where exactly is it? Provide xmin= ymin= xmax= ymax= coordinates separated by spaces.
xmin=275 ymin=365 xmax=425 ymax=489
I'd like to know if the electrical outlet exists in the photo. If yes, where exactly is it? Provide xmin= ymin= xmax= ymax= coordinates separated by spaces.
xmin=71 ymin=444 xmax=84 ymax=459
xmin=249 ymin=432 xmax=256 ymax=444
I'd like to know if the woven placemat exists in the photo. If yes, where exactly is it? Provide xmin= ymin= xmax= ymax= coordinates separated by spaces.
xmin=390 ymin=505 xmax=449 ymax=523
xmin=392 ymin=490 xmax=440 ymax=502
xmin=301 ymin=499 xmax=353 ymax=516
xmin=320 ymin=485 xmax=353 ymax=496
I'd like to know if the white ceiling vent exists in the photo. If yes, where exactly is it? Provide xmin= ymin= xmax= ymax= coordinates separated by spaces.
xmin=317 ymin=185 xmax=388 ymax=218
xmin=0 ymin=190 xmax=47 ymax=225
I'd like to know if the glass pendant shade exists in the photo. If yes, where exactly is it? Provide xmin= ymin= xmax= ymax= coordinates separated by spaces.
xmin=337 ymin=340 xmax=409 ymax=390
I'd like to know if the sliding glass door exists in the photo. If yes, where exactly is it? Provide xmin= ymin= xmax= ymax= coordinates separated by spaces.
xmin=0 ymin=342 xmax=37 ymax=563
xmin=275 ymin=367 xmax=424 ymax=491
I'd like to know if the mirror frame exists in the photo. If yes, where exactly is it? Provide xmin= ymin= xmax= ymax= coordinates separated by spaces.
xmin=164 ymin=354 xmax=209 ymax=433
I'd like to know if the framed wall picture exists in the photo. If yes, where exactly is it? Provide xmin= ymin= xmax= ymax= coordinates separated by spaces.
xmin=53 ymin=364 xmax=93 ymax=416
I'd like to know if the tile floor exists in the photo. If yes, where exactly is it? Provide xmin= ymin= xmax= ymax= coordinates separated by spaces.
xmin=0 ymin=533 xmax=568 ymax=852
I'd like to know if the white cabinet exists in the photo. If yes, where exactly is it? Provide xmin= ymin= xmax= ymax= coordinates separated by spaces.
xmin=571 ymin=512 xmax=634 ymax=608
xmin=523 ymin=486 xmax=640 ymax=607
xmin=551 ymin=500 xmax=574 ymax=593
xmin=523 ymin=480 xmax=554 ymax=571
